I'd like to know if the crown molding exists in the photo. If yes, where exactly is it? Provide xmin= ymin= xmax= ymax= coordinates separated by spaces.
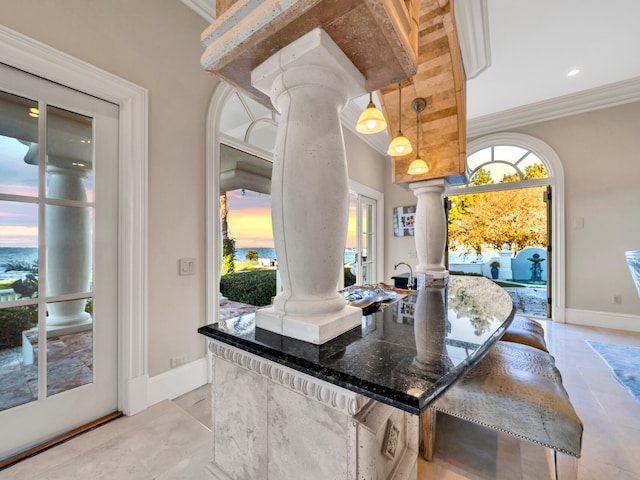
xmin=181 ymin=0 xmax=216 ymax=23
xmin=467 ymin=76 xmax=640 ymax=137
xmin=454 ymin=0 xmax=491 ymax=79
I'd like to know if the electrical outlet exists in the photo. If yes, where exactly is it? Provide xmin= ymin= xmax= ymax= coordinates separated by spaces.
xmin=613 ymin=295 xmax=622 ymax=305
xmin=170 ymin=354 xmax=187 ymax=368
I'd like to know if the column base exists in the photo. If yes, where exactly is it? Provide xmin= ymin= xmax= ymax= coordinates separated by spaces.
xmin=255 ymin=305 xmax=362 ymax=345
xmin=46 ymin=317 xmax=93 ymax=337
xmin=416 ymin=270 xmax=450 ymax=280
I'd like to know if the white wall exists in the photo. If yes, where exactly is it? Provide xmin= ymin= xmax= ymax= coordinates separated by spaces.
xmin=506 ymin=101 xmax=640 ymax=317
xmin=343 ymin=128 xmax=386 ymax=193
xmin=0 ymin=0 xmax=218 ymax=376
xmin=383 ymin=158 xmax=419 ymax=283
xmin=383 ymin=100 xmax=640 ymax=323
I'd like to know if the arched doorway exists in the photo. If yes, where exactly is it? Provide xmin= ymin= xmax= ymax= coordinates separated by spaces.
xmin=205 ymin=83 xmax=279 ymax=325
xmin=445 ymin=133 xmax=565 ymax=322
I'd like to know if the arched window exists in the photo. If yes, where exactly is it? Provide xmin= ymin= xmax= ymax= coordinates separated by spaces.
xmin=465 ymin=144 xmax=549 ymax=186
xmin=219 ymin=90 xmax=278 ymax=155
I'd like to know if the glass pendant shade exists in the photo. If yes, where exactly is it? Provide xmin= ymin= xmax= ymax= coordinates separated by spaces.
xmin=356 ymin=94 xmax=387 ymax=134
xmin=408 ymin=158 xmax=429 ymax=175
xmin=386 ymin=83 xmax=413 ymax=157
xmin=387 ymin=133 xmax=413 ymax=156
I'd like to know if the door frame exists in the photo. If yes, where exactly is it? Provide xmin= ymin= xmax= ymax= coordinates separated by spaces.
xmin=0 ymin=25 xmax=149 ymax=415
xmin=448 ymin=132 xmax=565 ymax=323
xmin=348 ymin=182 xmax=384 ymax=286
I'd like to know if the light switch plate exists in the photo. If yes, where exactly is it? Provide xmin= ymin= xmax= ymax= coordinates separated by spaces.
xmin=179 ymin=258 xmax=196 ymax=276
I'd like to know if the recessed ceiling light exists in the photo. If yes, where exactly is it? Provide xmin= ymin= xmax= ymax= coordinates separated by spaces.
xmin=567 ymin=69 xmax=580 ymax=77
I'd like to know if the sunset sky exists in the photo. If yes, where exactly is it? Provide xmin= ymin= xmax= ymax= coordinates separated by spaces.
xmin=1 ymin=127 xmax=358 ymax=251
xmin=0 ymin=135 xmax=95 ymax=248
xmin=226 ymin=189 xmax=358 ymax=249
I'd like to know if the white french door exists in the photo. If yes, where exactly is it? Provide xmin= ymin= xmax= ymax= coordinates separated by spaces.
xmin=345 ymin=192 xmax=378 ymax=286
xmin=0 ymin=63 xmax=118 ymax=458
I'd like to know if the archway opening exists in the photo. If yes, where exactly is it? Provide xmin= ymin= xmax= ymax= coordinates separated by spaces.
xmin=446 ymin=140 xmax=560 ymax=319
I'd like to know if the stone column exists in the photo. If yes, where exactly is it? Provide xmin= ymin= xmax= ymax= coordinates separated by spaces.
xmin=251 ymin=29 xmax=363 ymax=344
xmin=22 ymin=143 xmax=92 ymax=332
xmin=409 ymin=179 xmax=448 ymax=279
xmin=411 ymin=286 xmax=452 ymax=376
xmin=46 ymin=164 xmax=92 ymax=330
xmin=498 ymin=243 xmax=513 ymax=280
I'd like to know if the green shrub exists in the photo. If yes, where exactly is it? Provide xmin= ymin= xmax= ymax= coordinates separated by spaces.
xmin=221 ymin=237 xmax=236 ymax=275
xmin=220 ymin=267 xmax=357 ymax=306
xmin=220 ymin=270 xmax=276 ymax=306
xmin=344 ymin=266 xmax=356 ymax=287
xmin=0 ymin=305 xmax=38 ymax=348
xmin=245 ymin=250 xmax=259 ymax=262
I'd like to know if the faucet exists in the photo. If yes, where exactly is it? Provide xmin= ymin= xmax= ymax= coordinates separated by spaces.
xmin=394 ymin=262 xmax=413 ymax=289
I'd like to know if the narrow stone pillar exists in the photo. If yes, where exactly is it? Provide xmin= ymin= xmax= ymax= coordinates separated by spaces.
xmin=46 ymin=164 xmax=92 ymax=329
xmin=251 ymin=29 xmax=363 ymax=344
xmin=22 ymin=143 xmax=92 ymax=332
xmin=412 ymin=286 xmax=452 ymax=375
xmin=409 ymin=179 xmax=448 ymax=279
xmin=498 ymin=243 xmax=513 ymax=280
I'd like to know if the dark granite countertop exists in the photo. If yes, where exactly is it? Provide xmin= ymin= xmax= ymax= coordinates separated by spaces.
xmin=198 ymin=275 xmax=515 ymax=415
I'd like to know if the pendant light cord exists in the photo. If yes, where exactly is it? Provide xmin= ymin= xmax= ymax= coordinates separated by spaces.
xmin=397 ymin=83 xmax=402 ymax=134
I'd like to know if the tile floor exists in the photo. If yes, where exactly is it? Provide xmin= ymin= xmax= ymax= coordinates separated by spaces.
xmin=2 ymin=321 xmax=639 ymax=479
xmin=0 ymin=330 xmax=93 ymax=411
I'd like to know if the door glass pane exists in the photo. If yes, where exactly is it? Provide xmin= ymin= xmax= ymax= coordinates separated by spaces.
xmin=361 ymin=201 xmax=375 ymax=285
xmin=46 ymin=105 xmax=94 ymax=202
xmin=0 ymin=200 xmax=39 ymax=299
xmin=46 ymin=299 xmax=93 ymax=396
xmin=0 ymin=305 xmax=38 ymax=411
xmin=0 ymin=91 xmax=39 ymax=197
xmin=45 ymin=204 xmax=93 ymax=297
xmin=344 ymin=193 xmax=357 ymax=287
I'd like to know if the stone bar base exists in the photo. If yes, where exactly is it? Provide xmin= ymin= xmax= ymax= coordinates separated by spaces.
xmin=255 ymin=304 xmax=362 ymax=345
xmin=206 ymin=340 xmax=418 ymax=480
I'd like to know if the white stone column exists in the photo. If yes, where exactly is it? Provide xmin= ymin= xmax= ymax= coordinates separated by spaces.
xmin=409 ymin=179 xmax=448 ymax=279
xmin=46 ymin=164 xmax=92 ymax=330
xmin=412 ymin=286 xmax=451 ymax=374
xmin=498 ymin=243 xmax=513 ymax=280
xmin=251 ymin=29 xmax=363 ymax=344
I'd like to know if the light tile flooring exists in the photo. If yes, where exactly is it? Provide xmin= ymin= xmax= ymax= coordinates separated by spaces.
xmin=2 ymin=321 xmax=639 ymax=479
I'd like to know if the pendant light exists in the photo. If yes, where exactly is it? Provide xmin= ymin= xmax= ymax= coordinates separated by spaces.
xmin=407 ymin=97 xmax=429 ymax=175
xmin=356 ymin=92 xmax=387 ymax=134
xmin=386 ymin=83 xmax=413 ymax=157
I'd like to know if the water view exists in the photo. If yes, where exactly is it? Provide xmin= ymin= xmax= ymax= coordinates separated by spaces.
xmin=235 ymin=247 xmax=357 ymax=265
xmin=0 ymin=247 xmax=38 ymax=282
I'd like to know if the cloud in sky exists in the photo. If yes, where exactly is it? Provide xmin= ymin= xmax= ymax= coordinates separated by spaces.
xmin=0 ymin=226 xmax=38 ymax=247
xmin=0 ymin=135 xmax=39 ymax=197
xmin=346 ymin=199 xmax=357 ymax=248
xmin=1 ymin=201 xmax=38 ymax=247
xmin=226 ymin=189 xmax=274 ymax=248
xmin=225 ymin=188 xmax=359 ymax=249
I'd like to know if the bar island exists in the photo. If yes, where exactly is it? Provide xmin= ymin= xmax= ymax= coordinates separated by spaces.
xmin=198 ymin=276 xmax=515 ymax=480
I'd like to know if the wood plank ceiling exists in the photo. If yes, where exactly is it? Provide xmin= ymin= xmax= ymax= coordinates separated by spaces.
xmin=379 ymin=0 xmax=466 ymax=184
xmin=206 ymin=0 xmax=466 ymax=185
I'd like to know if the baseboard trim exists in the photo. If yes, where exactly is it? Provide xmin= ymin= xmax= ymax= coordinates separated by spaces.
xmin=564 ymin=308 xmax=640 ymax=332
xmin=147 ymin=358 xmax=208 ymax=406
xmin=124 ymin=374 xmax=149 ymax=416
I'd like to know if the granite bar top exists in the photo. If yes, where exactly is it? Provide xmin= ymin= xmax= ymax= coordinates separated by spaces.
xmin=198 ymin=275 xmax=515 ymax=415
